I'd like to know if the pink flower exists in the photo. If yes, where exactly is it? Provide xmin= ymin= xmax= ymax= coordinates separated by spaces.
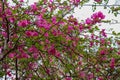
xmin=30 ymin=3 xmax=38 ymax=11
xmin=44 ymin=33 xmax=49 ymax=37
xmin=0 ymin=47 xmax=2 ymax=54
xmin=29 ymin=46 xmax=38 ymax=53
xmin=101 ymin=29 xmax=107 ymax=37
xmin=18 ymin=52 xmax=30 ymax=59
xmin=110 ymin=58 xmax=115 ymax=69
xmin=25 ymin=30 xmax=38 ymax=37
xmin=65 ymin=77 xmax=72 ymax=80
xmin=91 ymin=34 xmax=94 ymax=39
xmin=50 ymin=0 xmax=53 ymax=3
xmin=51 ymin=16 xmax=56 ymax=24
xmin=79 ymin=25 xmax=83 ymax=32
xmin=94 ymin=0 xmax=101 ymax=3
xmin=79 ymin=71 xmax=85 ymax=78
xmin=8 ymin=52 xmax=16 ymax=58
xmin=98 ymin=77 xmax=103 ymax=80
xmin=48 ymin=45 xmax=56 ymax=55
xmin=90 ymin=41 xmax=94 ymax=47
xmin=91 ymin=11 xmax=105 ymax=23
xmin=20 ymin=0 xmax=24 ymax=2
xmin=118 ymin=51 xmax=120 ymax=55
xmin=68 ymin=26 xmax=74 ymax=31
xmin=98 ymin=11 xmax=105 ymax=19
xmin=29 ymin=62 xmax=38 ymax=69
xmin=55 ymin=51 xmax=61 ymax=57
xmin=87 ymin=73 xmax=94 ymax=80
xmin=32 ymin=53 xmax=39 ymax=59
xmin=32 ymin=31 xmax=39 ymax=36
xmin=9 ymin=17 xmax=15 ymax=23
xmin=7 ymin=71 xmax=12 ymax=77
xmin=100 ymin=38 xmax=105 ymax=45
xmin=1 ymin=31 xmax=7 ymax=38
xmin=100 ymin=50 xmax=106 ymax=55
xmin=18 ymin=20 xmax=29 ymax=27
xmin=85 ymin=18 xmax=92 ymax=24
xmin=5 ymin=9 xmax=12 ymax=15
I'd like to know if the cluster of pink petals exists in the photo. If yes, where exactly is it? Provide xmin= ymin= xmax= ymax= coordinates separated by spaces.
xmin=110 ymin=58 xmax=115 ymax=69
xmin=35 ymin=15 xmax=51 ymax=30
xmin=30 ymin=3 xmax=38 ymax=11
xmin=1 ymin=31 xmax=7 ymax=38
xmin=48 ymin=45 xmax=61 ymax=57
xmin=18 ymin=20 xmax=30 ymax=27
xmin=65 ymin=77 xmax=72 ymax=80
xmin=101 ymin=29 xmax=107 ymax=37
xmin=100 ymin=49 xmax=106 ymax=55
xmin=8 ymin=52 xmax=16 ymax=58
xmin=0 ymin=47 xmax=2 ymax=54
xmin=25 ymin=30 xmax=38 ymax=37
xmin=28 ymin=62 xmax=38 ymax=69
xmin=19 ymin=52 xmax=30 ymax=58
xmin=70 ymin=0 xmax=81 ymax=4
xmin=94 ymin=0 xmax=101 ymax=3
xmin=85 ymin=11 xmax=105 ymax=25
xmin=29 ymin=46 xmax=38 ymax=53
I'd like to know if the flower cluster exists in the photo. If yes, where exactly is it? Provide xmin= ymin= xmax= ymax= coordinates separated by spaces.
xmin=85 ymin=11 xmax=105 ymax=25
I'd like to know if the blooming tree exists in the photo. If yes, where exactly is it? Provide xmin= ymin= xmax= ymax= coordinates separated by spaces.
xmin=0 ymin=0 xmax=120 ymax=80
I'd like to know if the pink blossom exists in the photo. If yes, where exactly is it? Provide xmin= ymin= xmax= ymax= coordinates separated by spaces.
xmin=46 ymin=69 xmax=50 ymax=74
xmin=18 ymin=20 xmax=29 ymax=27
xmin=20 ymin=52 xmax=30 ymax=58
xmin=91 ymin=34 xmax=94 ymax=39
xmin=118 ymin=51 xmax=120 ymax=55
xmin=0 ymin=47 xmax=2 ymax=54
xmin=100 ymin=50 xmax=106 ymax=55
xmin=5 ymin=9 xmax=12 ymax=15
xmin=68 ymin=26 xmax=74 ymax=31
xmin=98 ymin=77 xmax=103 ymax=80
xmin=79 ymin=25 xmax=83 ymax=32
xmin=94 ymin=0 xmax=101 ymax=3
xmin=8 ymin=52 xmax=16 ymax=58
xmin=36 ymin=15 xmax=51 ymax=30
xmin=55 ymin=51 xmax=61 ymax=57
xmin=51 ymin=16 xmax=56 ymax=24
xmin=50 ymin=0 xmax=53 ymax=3
xmin=44 ymin=32 xmax=49 ymax=37
xmin=7 ymin=71 xmax=12 ymax=77
xmin=110 ymin=58 xmax=115 ymax=69
xmin=52 ymin=30 xmax=57 ymax=36
xmin=100 ymin=38 xmax=105 ymax=45
xmin=101 ymin=29 xmax=107 ymax=37
xmin=29 ymin=46 xmax=38 ymax=53
xmin=85 ymin=18 xmax=92 ymax=24
xmin=29 ymin=62 xmax=38 ymax=69
xmin=20 ymin=0 xmax=24 ymax=2
xmin=87 ymin=73 xmax=94 ymax=80
xmin=48 ymin=45 xmax=56 ymax=55
xmin=9 ymin=17 xmax=15 ymax=23
xmin=65 ymin=77 xmax=72 ymax=80
xmin=32 ymin=53 xmax=39 ymax=59
xmin=25 ymin=30 xmax=38 ymax=37
xmin=91 ymin=11 xmax=105 ymax=23
xmin=98 ymin=11 xmax=105 ymax=19
xmin=79 ymin=71 xmax=85 ymax=78
xmin=90 ymin=41 xmax=94 ymax=47
xmin=45 ymin=39 xmax=50 ymax=43
xmin=30 ymin=3 xmax=38 ymax=11
xmin=1 ymin=31 xmax=7 ymax=38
